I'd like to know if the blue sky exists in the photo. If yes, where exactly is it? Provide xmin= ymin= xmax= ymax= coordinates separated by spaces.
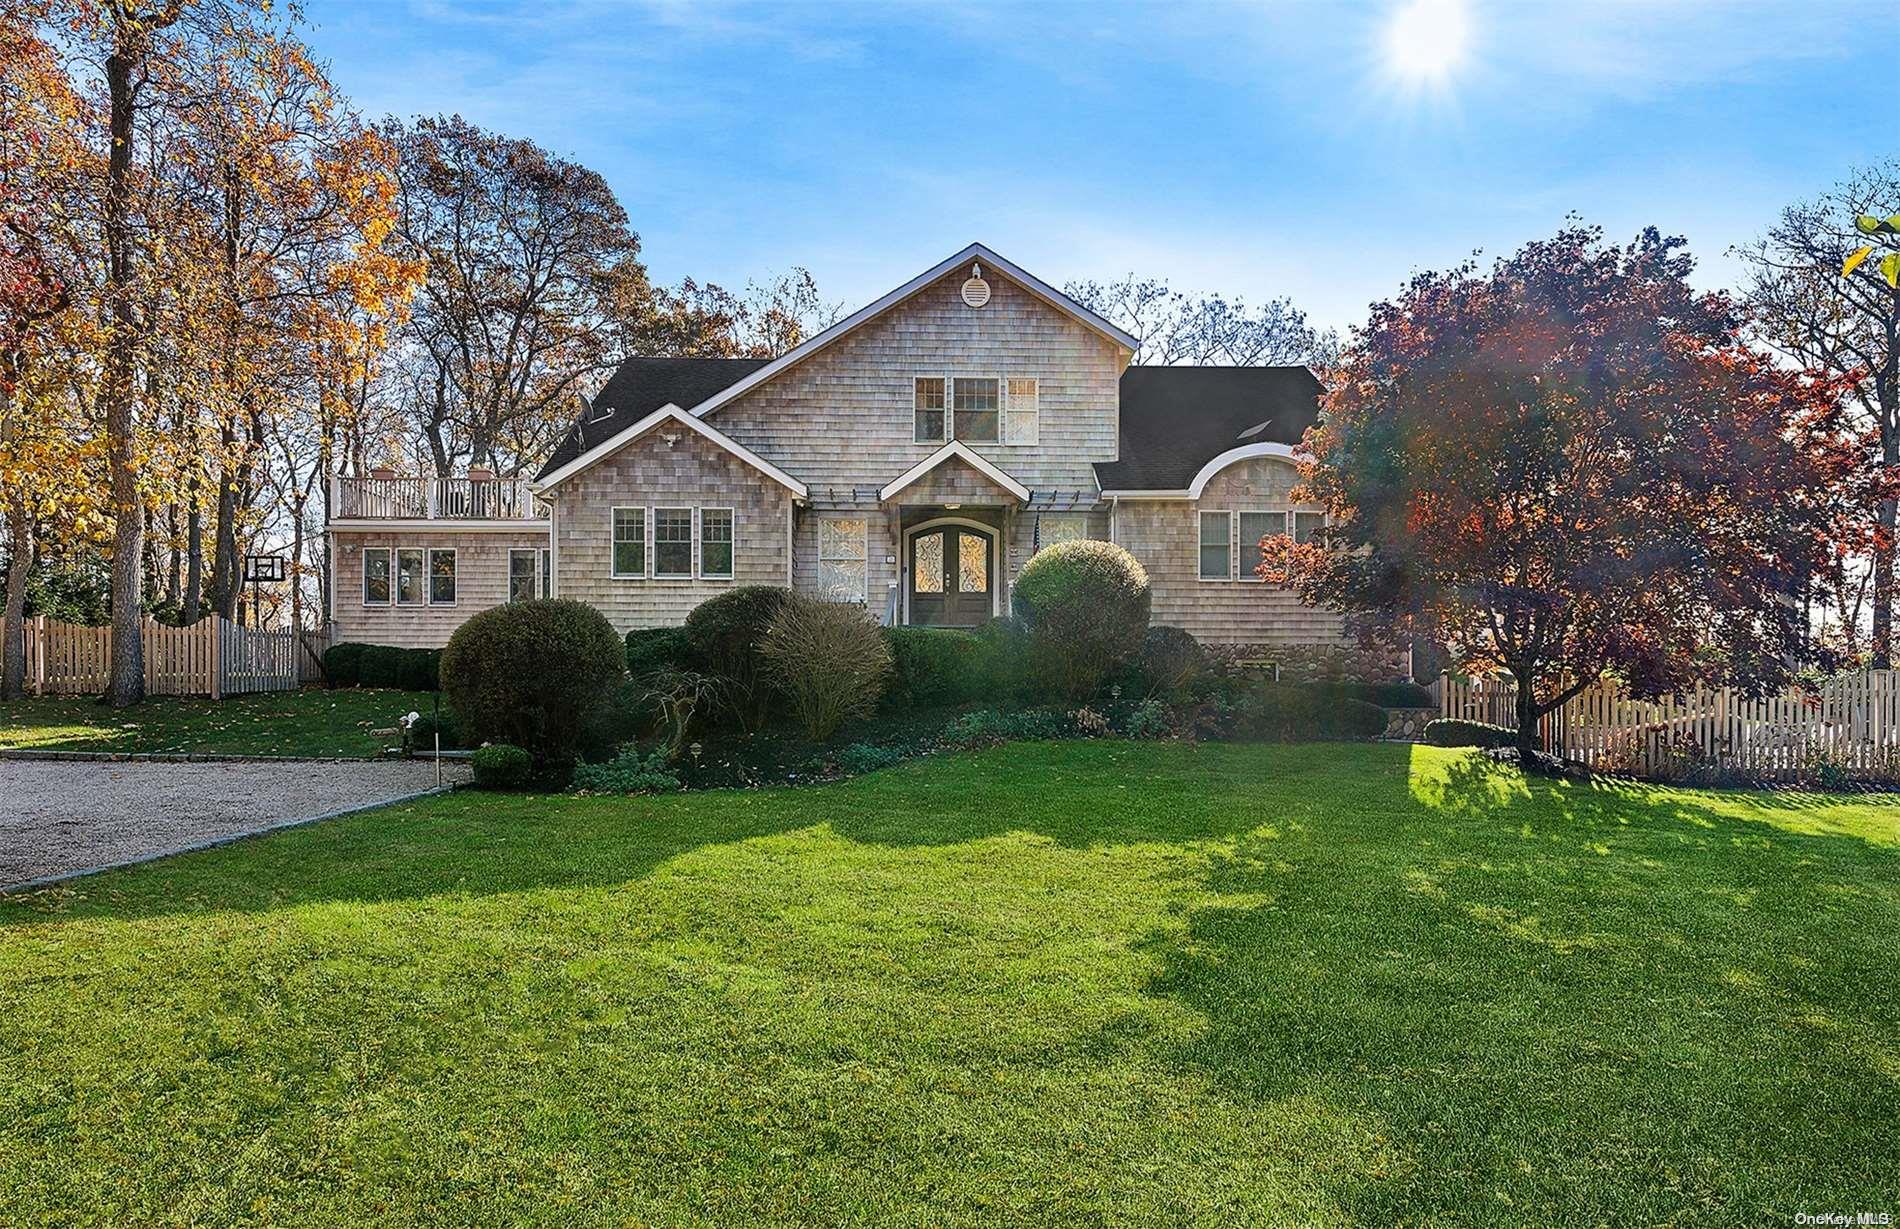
xmin=311 ymin=0 xmax=1891 ymax=333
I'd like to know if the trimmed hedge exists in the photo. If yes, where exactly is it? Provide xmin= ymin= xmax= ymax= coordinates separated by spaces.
xmin=884 ymin=626 xmax=994 ymax=709
xmin=1424 ymin=718 xmax=1518 ymax=748
xmin=625 ymin=626 xmax=689 ymax=678
xmin=471 ymin=744 xmax=532 ymax=789
xmin=1236 ymin=683 xmax=1392 ymax=742
xmin=1316 ymin=680 xmax=1435 ymax=710
xmin=441 ymin=599 xmax=627 ymax=773
xmin=322 ymin=642 xmax=440 ymax=691
xmin=1011 ymin=540 xmax=1151 ymax=700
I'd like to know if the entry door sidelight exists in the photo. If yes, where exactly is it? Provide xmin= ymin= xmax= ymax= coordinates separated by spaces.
xmin=908 ymin=527 xmax=994 ymax=627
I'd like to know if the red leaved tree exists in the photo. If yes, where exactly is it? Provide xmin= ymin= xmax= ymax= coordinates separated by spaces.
xmin=1264 ymin=225 xmax=1861 ymax=762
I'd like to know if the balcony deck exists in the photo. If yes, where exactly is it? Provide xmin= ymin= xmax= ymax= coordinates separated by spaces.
xmin=331 ymin=476 xmax=548 ymax=523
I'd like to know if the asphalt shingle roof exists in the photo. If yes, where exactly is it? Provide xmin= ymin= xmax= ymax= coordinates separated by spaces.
xmin=536 ymin=357 xmax=770 ymax=480
xmin=1095 ymin=366 xmax=1323 ymax=491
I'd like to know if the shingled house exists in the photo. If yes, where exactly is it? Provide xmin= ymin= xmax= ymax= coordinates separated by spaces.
xmin=325 ymin=243 xmax=1345 ymax=651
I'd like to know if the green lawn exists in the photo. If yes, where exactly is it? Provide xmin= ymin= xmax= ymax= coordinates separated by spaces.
xmin=0 ymin=689 xmax=439 ymax=757
xmin=2 ymin=742 xmax=1896 ymax=1225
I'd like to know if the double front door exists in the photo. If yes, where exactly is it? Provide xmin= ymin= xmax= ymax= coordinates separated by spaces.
xmin=908 ymin=525 xmax=994 ymax=627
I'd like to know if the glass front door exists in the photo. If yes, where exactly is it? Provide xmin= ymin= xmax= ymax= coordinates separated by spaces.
xmin=908 ymin=527 xmax=993 ymax=627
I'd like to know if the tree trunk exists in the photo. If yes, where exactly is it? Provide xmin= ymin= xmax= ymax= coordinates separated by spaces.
xmin=101 ymin=41 xmax=144 ymax=707
xmin=183 ymin=497 xmax=203 ymax=623
xmin=1513 ymin=666 xmax=1541 ymax=767
xmin=2 ymin=496 xmax=30 ymax=700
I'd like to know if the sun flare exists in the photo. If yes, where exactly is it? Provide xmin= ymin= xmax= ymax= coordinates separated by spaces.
xmin=1384 ymin=0 xmax=1471 ymax=88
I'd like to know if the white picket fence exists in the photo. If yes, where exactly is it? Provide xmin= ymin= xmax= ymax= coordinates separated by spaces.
xmin=1432 ymin=672 xmax=1900 ymax=781
xmin=7 ymin=615 xmax=300 ymax=698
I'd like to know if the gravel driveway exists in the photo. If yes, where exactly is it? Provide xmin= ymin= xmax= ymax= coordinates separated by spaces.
xmin=0 ymin=758 xmax=467 ymax=891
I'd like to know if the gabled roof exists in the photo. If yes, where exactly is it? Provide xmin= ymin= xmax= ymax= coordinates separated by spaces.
xmin=537 ymin=356 xmax=768 ymax=482
xmin=1095 ymin=366 xmax=1323 ymax=495
xmin=878 ymin=441 xmax=1031 ymax=503
xmin=533 ymin=403 xmax=807 ymax=498
xmin=687 ymin=243 xmax=1138 ymax=423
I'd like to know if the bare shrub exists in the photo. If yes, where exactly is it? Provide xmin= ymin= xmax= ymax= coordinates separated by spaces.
xmin=760 ymin=596 xmax=893 ymax=740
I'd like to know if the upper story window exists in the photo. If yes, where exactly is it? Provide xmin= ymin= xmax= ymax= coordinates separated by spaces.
xmin=914 ymin=377 xmax=946 ymax=444
xmin=1238 ymin=511 xmax=1286 ymax=582
xmin=1293 ymin=511 xmax=1325 ymax=544
xmin=952 ymin=377 xmax=999 ymax=442
xmin=1004 ymin=378 xmax=1039 ymax=445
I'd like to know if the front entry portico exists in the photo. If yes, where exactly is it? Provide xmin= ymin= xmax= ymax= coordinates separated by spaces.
xmin=903 ymin=517 xmax=999 ymax=627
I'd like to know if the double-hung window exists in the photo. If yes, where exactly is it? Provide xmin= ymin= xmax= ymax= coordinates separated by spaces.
xmin=362 ymin=548 xmax=391 ymax=605
xmin=1293 ymin=511 xmax=1325 ymax=545
xmin=1003 ymin=377 xmax=1039 ymax=445
xmin=1199 ymin=511 xmax=1233 ymax=580
xmin=428 ymin=549 xmax=457 ymax=604
xmin=395 ymin=547 xmax=426 ymax=606
xmin=952 ymin=377 xmax=999 ymax=442
xmin=818 ymin=518 xmax=867 ymax=602
xmin=655 ymin=508 xmax=693 ymax=578
xmin=509 ymin=549 xmax=538 ymax=602
xmin=699 ymin=509 xmax=734 ymax=579
xmin=612 ymin=507 xmax=645 ymax=578
xmin=1238 ymin=511 xmax=1286 ymax=582
xmin=914 ymin=377 xmax=946 ymax=443
xmin=540 ymin=548 xmax=553 ymax=597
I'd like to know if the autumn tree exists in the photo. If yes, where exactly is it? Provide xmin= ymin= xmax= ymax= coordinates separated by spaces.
xmin=1739 ymin=163 xmax=1900 ymax=666
xmin=383 ymin=115 xmax=655 ymax=477
xmin=1265 ymin=225 xmax=1856 ymax=762
xmin=1063 ymin=274 xmax=1337 ymax=366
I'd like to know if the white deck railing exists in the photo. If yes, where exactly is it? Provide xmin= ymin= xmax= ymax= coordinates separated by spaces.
xmin=333 ymin=476 xmax=545 ymax=521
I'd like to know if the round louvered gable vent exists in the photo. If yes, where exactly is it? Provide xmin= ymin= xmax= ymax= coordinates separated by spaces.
xmin=961 ymin=263 xmax=990 ymax=308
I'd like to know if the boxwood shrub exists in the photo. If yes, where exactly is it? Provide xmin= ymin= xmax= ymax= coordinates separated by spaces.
xmin=441 ymin=599 xmax=627 ymax=774
xmin=1424 ymin=717 xmax=1517 ymax=748
xmin=470 ymin=743 xmax=532 ymax=789
xmin=884 ymin=626 xmax=993 ymax=709
xmin=682 ymin=585 xmax=794 ymax=726
xmin=625 ymin=626 xmax=689 ymax=678
xmin=1010 ymin=540 xmax=1151 ymax=700
xmin=322 ymin=642 xmax=369 ymax=688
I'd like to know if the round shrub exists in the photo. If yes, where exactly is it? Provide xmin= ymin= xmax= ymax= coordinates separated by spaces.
xmin=625 ymin=626 xmax=689 ymax=678
xmin=1424 ymin=717 xmax=1516 ymax=749
xmin=682 ymin=585 xmax=794 ymax=726
xmin=322 ymin=642 xmax=368 ymax=688
xmin=1134 ymin=625 xmax=1204 ymax=699
xmin=471 ymin=743 xmax=532 ymax=790
xmin=441 ymin=599 xmax=627 ymax=773
xmin=1325 ymin=697 xmax=1390 ymax=740
xmin=1011 ymin=540 xmax=1152 ymax=700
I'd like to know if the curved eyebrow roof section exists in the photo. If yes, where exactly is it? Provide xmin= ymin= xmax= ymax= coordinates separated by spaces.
xmin=1095 ymin=366 xmax=1323 ymax=493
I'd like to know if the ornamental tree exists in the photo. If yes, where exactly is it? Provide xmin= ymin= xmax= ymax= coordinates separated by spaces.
xmin=1263 ymin=225 xmax=1859 ymax=762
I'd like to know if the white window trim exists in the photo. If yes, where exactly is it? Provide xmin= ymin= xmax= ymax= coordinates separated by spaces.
xmin=698 ymin=506 xmax=735 ymax=581
xmin=508 ymin=548 xmax=539 ymax=602
xmin=609 ymin=505 xmax=647 ymax=580
xmin=540 ymin=546 xmax=553 ymax=598
xmin=394 ymin=546 xmax=426 ymax=607
xmin=819 ymin=516 xmax=869 ymax=603
xmin=1004 ymin=376 xmax=1039 ymax=446
xmin=1198 ymin=509 xmax=1234 ymax=582
xmin=950 ymin=375 xmax=1002 ymax=445
xmin=913 ymin=374 xmax=947 ymax=445
xmin=427 ymin=547 xmax=458 ymax=606
xmin=1235 ymin=509 xmax=1290 ymax=584
xmin=361 ymin=546 xmax=391 ymax=606
xmin=653 ymin=505 xmax=695 ymax=580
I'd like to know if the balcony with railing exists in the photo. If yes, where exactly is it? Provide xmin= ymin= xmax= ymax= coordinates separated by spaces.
xmin=332 ymin=475 xmax=547 ymax=522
